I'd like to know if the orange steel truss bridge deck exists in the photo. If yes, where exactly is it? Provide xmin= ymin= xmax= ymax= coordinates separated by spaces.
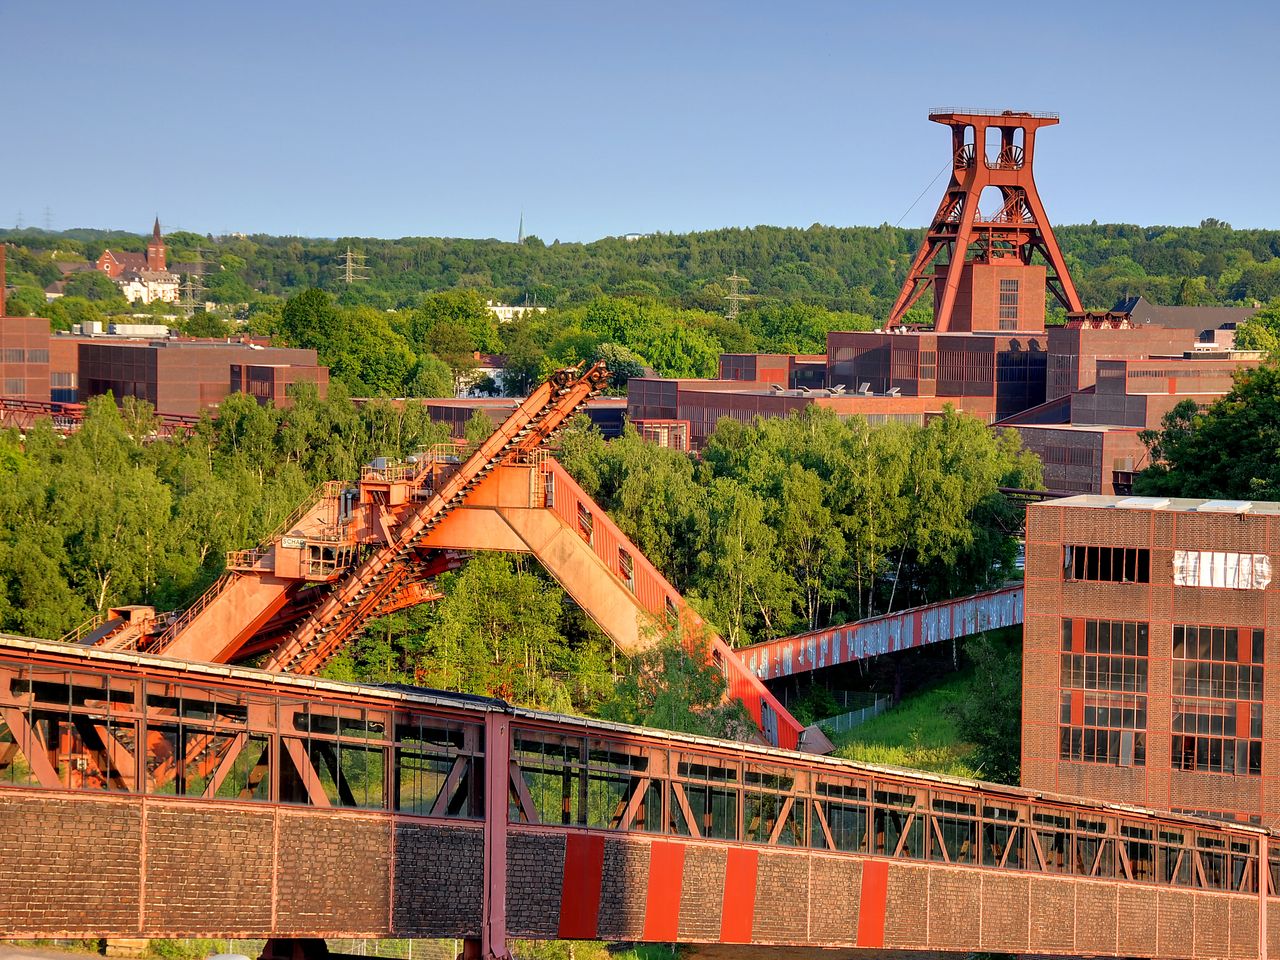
xmin=69 ymin=364 xmax=811 ymax=752
xmin=0 ymin=635 xmax=1274 ymax=960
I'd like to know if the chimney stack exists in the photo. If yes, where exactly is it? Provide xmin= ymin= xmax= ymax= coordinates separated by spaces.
xmin=0 ymin=244 xmax=6 ymax=317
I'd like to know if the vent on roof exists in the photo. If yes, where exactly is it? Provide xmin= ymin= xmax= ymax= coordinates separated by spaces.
xmin=1114 ymin=497 xmax=1170 ymax=510
xmin=1196 ymin=500 xmax=1253 ymax=513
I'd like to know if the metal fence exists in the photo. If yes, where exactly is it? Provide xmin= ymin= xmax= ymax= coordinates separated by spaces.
xmin=818 ymin=695 xmax=891 ymax=736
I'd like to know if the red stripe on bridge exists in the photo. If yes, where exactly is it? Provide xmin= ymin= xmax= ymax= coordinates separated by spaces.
xmin=720 ymin=847 xmax=758 ymax=943
xmin=558 ymin=834 xmax=606 ymax=939
xmin=642 ymin=841 xmax=685 ymax=940
xmin=856 ymin=859 xmax=889 ymax=948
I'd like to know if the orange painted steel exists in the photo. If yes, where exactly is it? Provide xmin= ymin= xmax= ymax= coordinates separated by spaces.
xmin=886 ymin=109 xmax=1082 ymax=331
xmin=262 ymin=364 xmax=612 ymax=675
xmin=101 ymin=363 xmax=805 ymax=748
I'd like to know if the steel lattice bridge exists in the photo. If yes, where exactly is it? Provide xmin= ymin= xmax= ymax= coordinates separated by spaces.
xmin=0 ymin=634 xmax=1274 ymax=960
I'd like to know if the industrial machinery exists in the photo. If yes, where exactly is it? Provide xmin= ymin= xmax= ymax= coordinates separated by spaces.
xmin=75 ymin=363 xmax=813 ymax=751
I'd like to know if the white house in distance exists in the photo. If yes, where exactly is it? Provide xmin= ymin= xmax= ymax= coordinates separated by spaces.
xmin=95 ymin=218 xmax=180 ymax=305
xmin=485 ymin=299 xmax=547 ymax=323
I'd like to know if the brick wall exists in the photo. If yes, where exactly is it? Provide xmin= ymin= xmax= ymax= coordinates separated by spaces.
xmin=0 ymin=790 xmax=483 ymax=939
xmin=504 ymin=827 xmax=1267 ymax=957
xmin=1024 ymin=501 xmax=1280 ymax=826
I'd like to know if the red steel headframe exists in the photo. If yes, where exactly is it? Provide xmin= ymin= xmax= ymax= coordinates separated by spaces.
xmin=886 ymin=109 xmax=1083 ymax=331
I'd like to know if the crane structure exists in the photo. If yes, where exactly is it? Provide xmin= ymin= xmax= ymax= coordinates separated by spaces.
xmin=77 ymin=363 xmax=813 ymax=751
xmin=885 ymin=109 xmax=1083 ymax=332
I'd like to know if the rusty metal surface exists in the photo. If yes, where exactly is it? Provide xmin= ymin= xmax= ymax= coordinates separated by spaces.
xmin=739 ymin=584 xmax=1024 ymax=681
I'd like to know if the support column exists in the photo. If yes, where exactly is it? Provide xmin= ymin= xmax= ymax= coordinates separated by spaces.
xmin=482 ymin=710 xmax=512 ymax=960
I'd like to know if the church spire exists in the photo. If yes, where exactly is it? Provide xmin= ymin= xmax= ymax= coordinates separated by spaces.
xmin=147 ymin=216 xmax=166 ymax=271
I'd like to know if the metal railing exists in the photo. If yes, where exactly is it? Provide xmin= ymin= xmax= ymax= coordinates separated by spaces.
xmin=262 ymin=480 xmax=343 ymax=544
xmin=820 ymin=695 xmax=892 ymax=736
xmin=152 ymin=572 xmax=234 ymax=649
xmin=226 ymin=546 xmax=271 ymax=571
xmin=58 ymin=613 xmax=107 ymax=644
xmin=929 ymin=107 xmax=1059 ymax=119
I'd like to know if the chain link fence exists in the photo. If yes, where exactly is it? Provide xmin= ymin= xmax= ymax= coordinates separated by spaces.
xmin=818 ymin=694 xmax=891 ymax=736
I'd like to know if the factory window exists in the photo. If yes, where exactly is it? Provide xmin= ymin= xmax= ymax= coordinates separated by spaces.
xmin=999 ymin=279 xmax=1019 ymax=326
xmin=919 ymin=350 xmax=936 ymax=380
xmin=1059 ymin=618 xmax=1148 ymax=766
xmin=576 ymin=502 xmax=594 ymax=545
xmin=618 ymin=548 xmax=635 ymax=592
xmin=1172 ymin=625 xmax=1263 ymax=776
xmin=2 ymin=349 xmax=22 ymax=363
xmin=1063 ymin=545 xmax=1150 ymax=583
xmin=26 ymin=349 xmax=49 ymax=364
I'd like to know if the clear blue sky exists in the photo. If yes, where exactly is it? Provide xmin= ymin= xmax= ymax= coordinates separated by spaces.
xmin=7 ymin=0 xmax=1278 ymax=242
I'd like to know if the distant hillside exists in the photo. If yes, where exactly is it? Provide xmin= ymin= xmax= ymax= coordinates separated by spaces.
xmin=3 ymin=220 xmax=1278 ymax=317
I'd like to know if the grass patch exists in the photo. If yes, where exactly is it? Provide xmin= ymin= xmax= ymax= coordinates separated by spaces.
xmin=827 ymin=669 xmax=979 ymax=779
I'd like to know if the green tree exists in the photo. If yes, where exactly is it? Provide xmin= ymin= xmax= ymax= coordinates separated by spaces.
xmin=409 ymin=353 xmax=455 ymax=397
xmin=948 ymin=631 xmax=1022 ymax=784
xmin=5 ymin=286 xmax=47 ymax=317
xmin=1135 ymin=362 xmax=1280 ymax=500
xmin=65 ymin=269 xmax=127 ymax=306
xmin=599 ymin=630 xmax=753 ymax=739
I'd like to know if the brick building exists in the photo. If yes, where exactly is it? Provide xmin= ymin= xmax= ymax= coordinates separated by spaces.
xmin=1024 ymin=495 xmax=1280 ymax=825
xmin=1046 ymin=321 xmax=1202 ymax=400
xmin=628 ymin=377 xmax=937 ymax=449
xmin=0 ymin=247 xmax=52 ymax=403
xmin=68 ymin=337 xmax=328 ymax=415
xmin=1005 ymin=349 xmax=1263 ymax=495
xmin=96 ymin=219 xmax=179 ymax=305
xmin=718 ymin=353 xmax=827 ymax=389
xmin=931 ymin=260 xmax=1048 ymax=332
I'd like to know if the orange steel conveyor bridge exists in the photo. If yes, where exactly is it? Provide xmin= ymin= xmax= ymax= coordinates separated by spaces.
xmin=0 ymin=634 xmax=1273 ymax=960
xmin=71 ymin=364 xmax=812 ymax=752
xmin=738 ymin=583 xmax=1024 ymax=682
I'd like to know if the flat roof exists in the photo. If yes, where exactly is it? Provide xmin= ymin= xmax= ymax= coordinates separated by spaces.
xmin=1011 ymin=423 xmax=1130 ymax=434
xmin=1044 ymin=494 xmax=1280 ymax=515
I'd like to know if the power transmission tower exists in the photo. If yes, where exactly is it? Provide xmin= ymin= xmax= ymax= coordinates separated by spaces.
xmin=179 ymin=249 xmax=208 ymax=316
xmin=724 ymin=272 xmax=749 ymax=321
xmin=43 ymin=207 xmax=53 ymax=231
xmin=337 ymin=245 xmax=369 ymax=283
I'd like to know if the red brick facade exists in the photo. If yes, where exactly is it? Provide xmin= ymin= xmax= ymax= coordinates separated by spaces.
xmin=1024 ymin=495 xmax=1280 ymax=826
xmin=933 ymin=260 xmax=1048 ymax=332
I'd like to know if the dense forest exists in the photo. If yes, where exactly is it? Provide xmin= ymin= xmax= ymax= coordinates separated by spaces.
xmin=4 ymin=218 xmax=1279 ymax=319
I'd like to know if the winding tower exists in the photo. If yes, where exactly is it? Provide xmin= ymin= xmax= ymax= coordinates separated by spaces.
xmin=886 ymin=109 xmax=1082 ymax=332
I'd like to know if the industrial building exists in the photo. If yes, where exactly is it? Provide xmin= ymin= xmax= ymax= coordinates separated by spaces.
xmin=1 ymin=280 xmax=327 ymax=418
xmin=1003 ymin=346 xmax=1264 ymax=495
xmin=1024 ymin=494 xmax=1279 ymax=826
xmin=69 ymin=336 xmax=328 ymax=415
xmin=628 ymin=110 xmax=1261 ymax=465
